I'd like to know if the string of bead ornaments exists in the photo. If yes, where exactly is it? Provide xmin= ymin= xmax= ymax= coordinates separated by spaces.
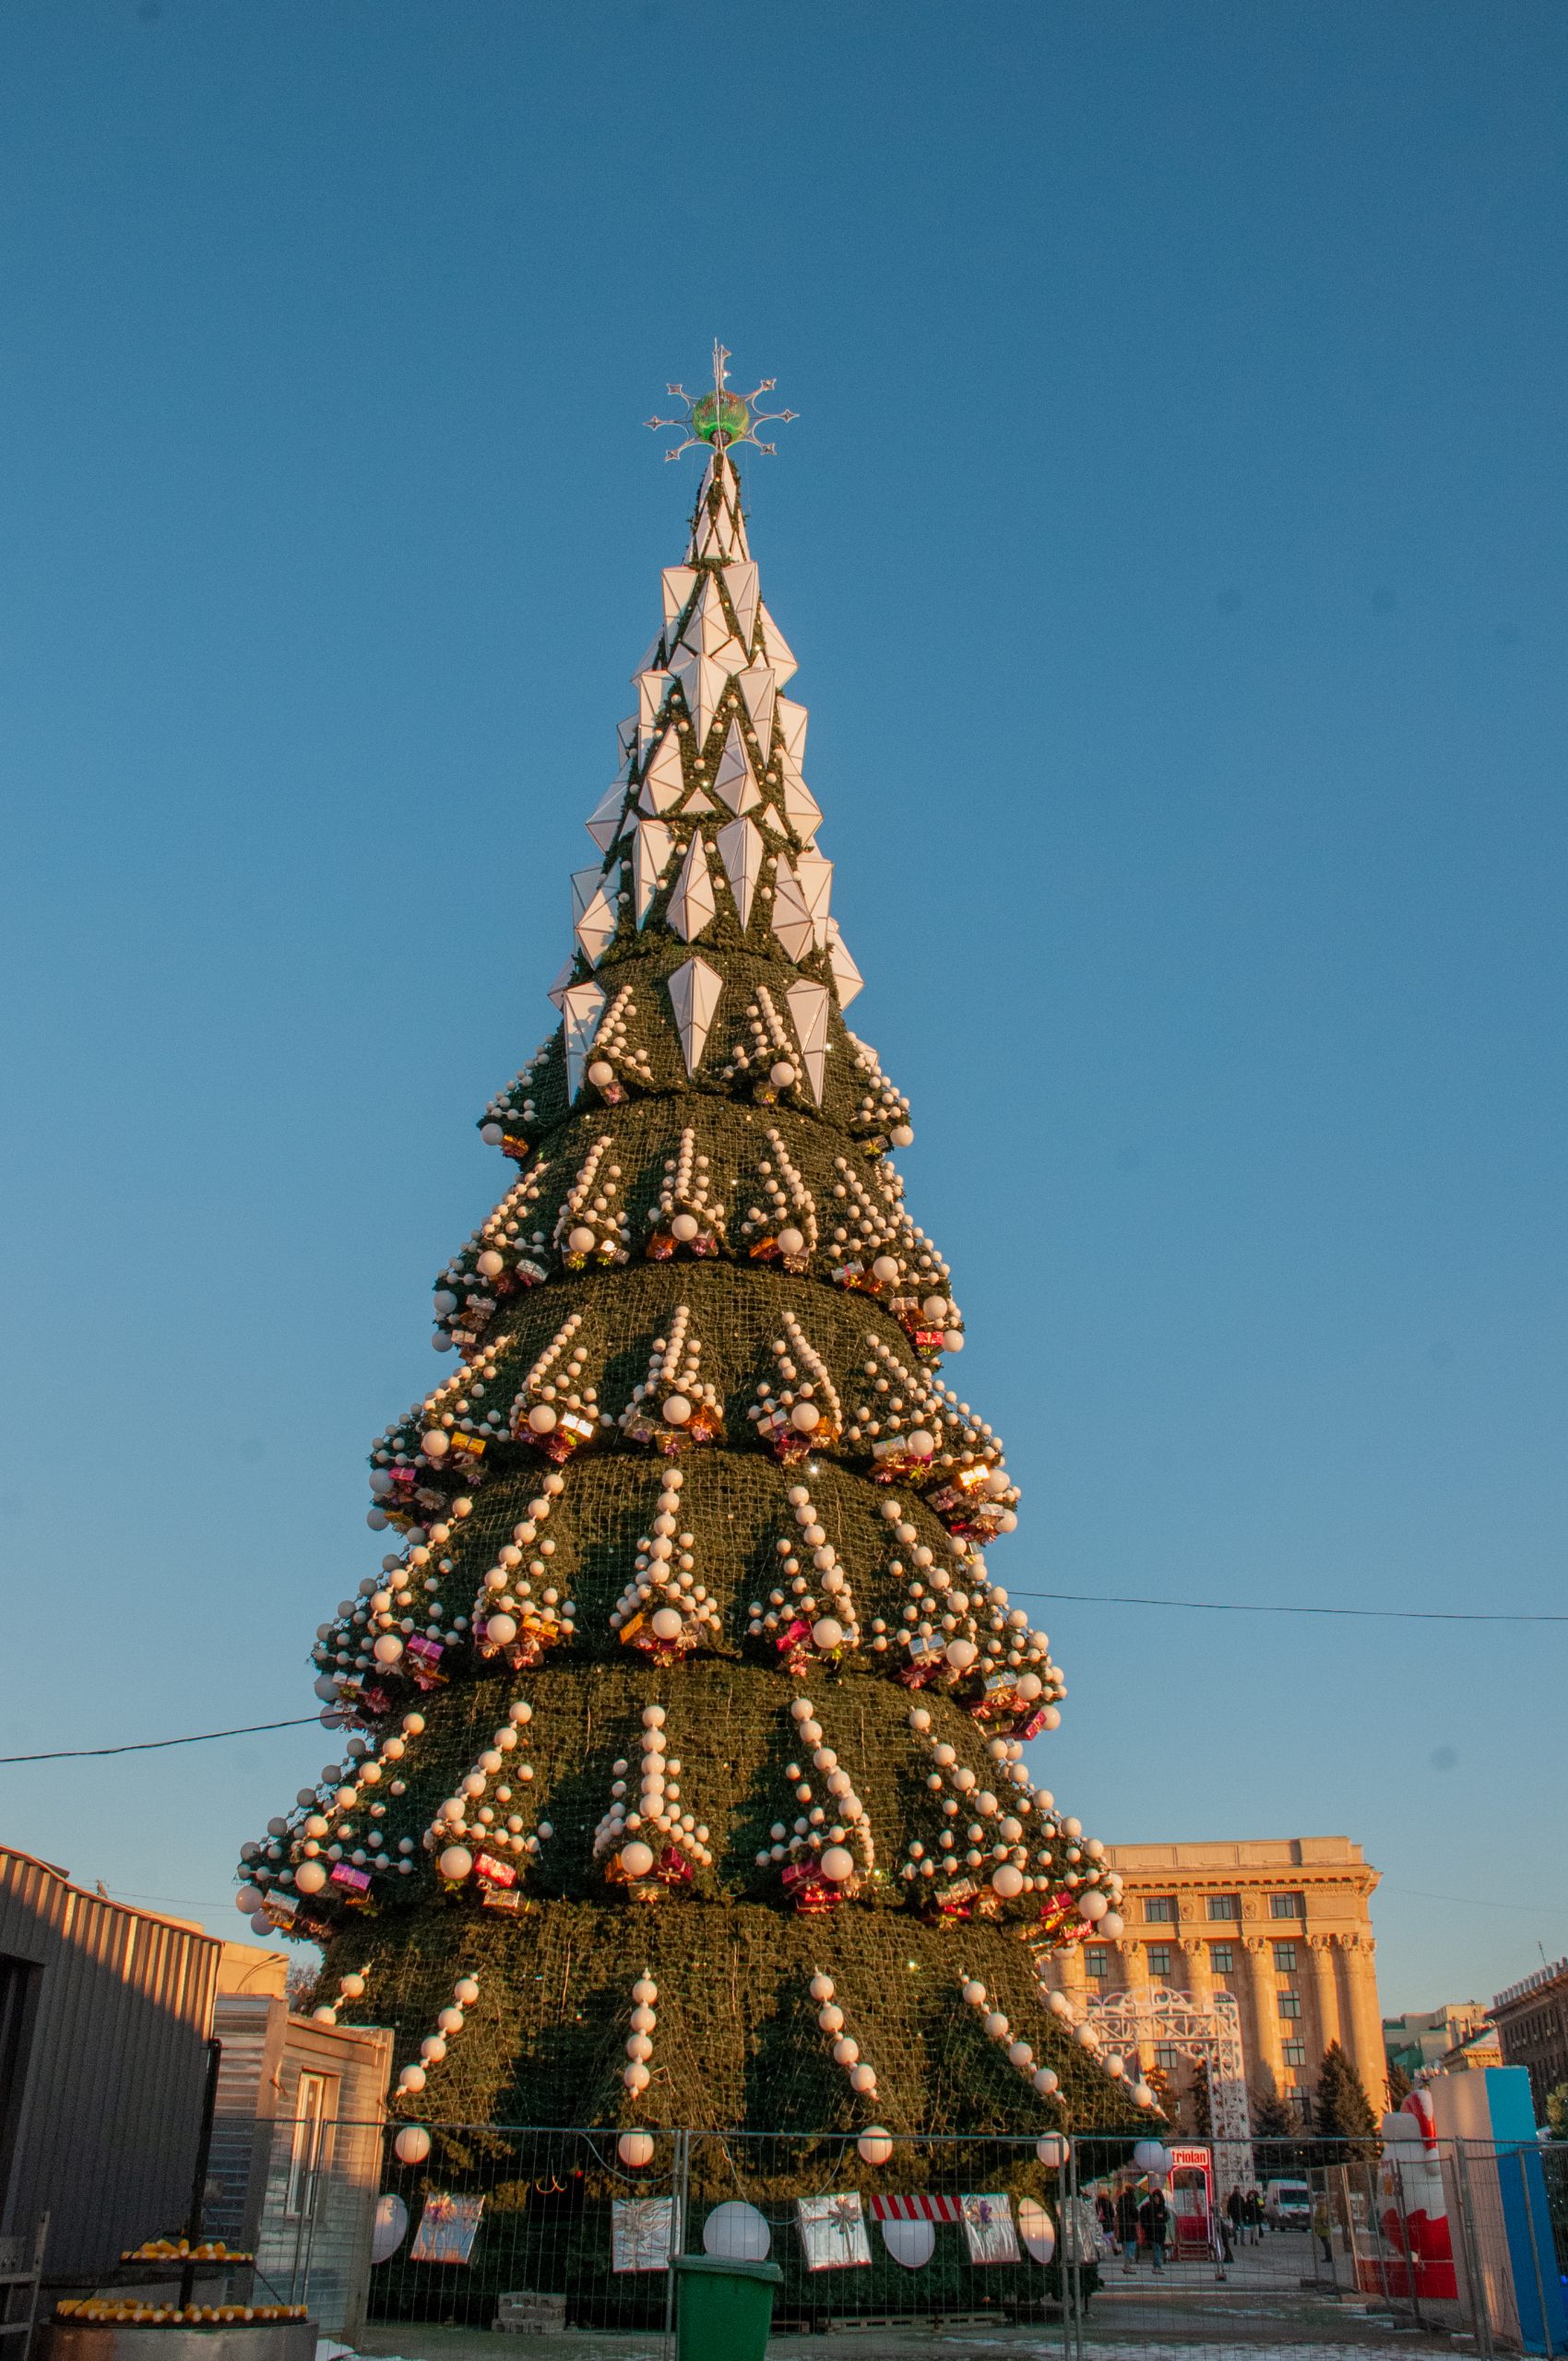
xmin=594 ymin=1703 xmax=714 ymax=1891
xmin=747 ymin=1480 xmax=861 ymax=1667
xmin=807 ymin=1972 xmax=884 ymax=2112
xmin=237 ymin=1709 xmax=427 ymax=1909
xmin=751 ymin=1309 xmax=843 ymax=1459
xmin=621 ymin=1973 xmax=660 ymax=2097
xmin=428 ymin=1701 xmax=552 ymax=1902
xmin=432 ymin=1158 xmax=557 ymax=1347
xmin=583 ymin=982 xmax=655 ymax=1100
xmin=759 ymin=1697 xmax=874 ymax=1911
xmin=554 ymin=1136 xmax=630 ymax=1268
xmin=958 ymin=1976 xmax=1063 ymax=2100
xmin=646 ymin=1126 xmax=725 ymax=1258
xmin=846 ymin=1032 xmax=914 ymax=1149
xmin=739 ymin=1128 xmax=817 ymax=1267
xmin=611 ymin=1466 xmax=721 ymax=1662
xmin=311 ymin=1969 xmax=369 ymax=2025
xmin=509 ymin=1318 xmax=604 ymax=1461
xmin=618 ymin=1307 xmax=722 ymax=1447
xmin=875 ymin=1501 xmax=1055 ymax=1715
xmin=470 ymin=1483 xmax=574 ymax=1666
xmin=1038 ymin=1984 xmax=1151 ymax=2102
xmin=397 ymin=1972 xmax=481 ymax=2098
xmin=479 ymin=1033 xmax=553 ymax=1148
xmin=722 ymin=981 xmax=800 ymax=1097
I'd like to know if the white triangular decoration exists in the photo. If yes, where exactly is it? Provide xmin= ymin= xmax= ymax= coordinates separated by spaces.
xmin=779 ymin=773 xmax=823 ymax=842
xmin=712 ymin=721 xmax=759 ymax=815
xmin=616 ymin=717 xmax=637 ymax=764
xmin=635 ymin=634 xmax=661 ymax=678
xmin=736 ymin=663 xmax=777 ymax=747
xmin=632 ymin=819 xmax=675 ymax=926
xmin=636 ymin=669 xmax=671 ymax=724
xmin=793 ymin=848 xmax=833 ymax=946
xmin=826 ymin=919 xmax=864 ymax=1007
xmin=728 ymin=562 xmax=760 ymax=652
xmin=562 ymin=981 xmax=608 ymax=1100
xmin=716 ymin=813 xmax=765 ymax=931
xmin=573 ymin=862 xmax=620 ymax=966
xmin=771 ymin=864 xmax=816 ymax=963
xmin=785 ymin=979 xmax=830 ymax=1103
xmin=668 ymin=832 xmax=716 ymax=942
xmin=671 ymin=648 xmax=730 ymax=743
xmin=688 ymin=575 xmax=740 ymax=659
xmin=682 ymin=786 xmax=718 ymax=815
xmin=778 ymin=698 xmax=808 ymax=766
xmin=667 ymin=955 xmax=722 ymax=1076
xmin=547 ymin=957 xmax=576 ymax=1013
xmin=758 ymin=605 xmax=798 ymax=686
xmin=662 ymin=565 xmax=698 ymax=626
xmin=638 ymin=731 xmax=686 ymax=815
xmin=586 ymin=780 xmax=628 ymax=852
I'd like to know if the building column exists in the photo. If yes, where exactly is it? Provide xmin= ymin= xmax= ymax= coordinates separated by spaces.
xmin=1306 ymin=1934 xmax=1341 ymax=2069
xmin=1182 ymin=1936 xmax=1214 ymax=2006
xmin=1336 ymin=1935 xmax=1387 ymax=2112
xmin=1057 ymin=1940 xmax=1089 ymax=2011
xmin=1243 ymin=1936 xmax=1284 ymax=2094
xmin=1110 ymin=1938 xmax=1137 ymax=1993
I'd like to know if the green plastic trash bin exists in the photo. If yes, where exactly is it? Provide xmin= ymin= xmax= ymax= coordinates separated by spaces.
xmin=673 ymin=2251 xmax=782 ymax=2360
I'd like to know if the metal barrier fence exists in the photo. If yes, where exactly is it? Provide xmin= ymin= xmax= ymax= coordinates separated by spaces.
xmin=255 ymin=2118 xmax=1568 ymax=2355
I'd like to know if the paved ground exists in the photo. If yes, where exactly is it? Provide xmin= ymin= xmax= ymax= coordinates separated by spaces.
xmin=346 ymin=2230 xmax=1458 ymax=2360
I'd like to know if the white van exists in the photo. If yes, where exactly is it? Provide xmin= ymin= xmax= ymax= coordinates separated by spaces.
xmin=1265 ymin=2178 xmax=1311 ymax=2229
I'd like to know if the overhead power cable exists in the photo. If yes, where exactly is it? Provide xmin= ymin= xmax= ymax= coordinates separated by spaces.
xmin=0 ymin=1716 xmax=320 ymax=1765
xmin=1011 ymin=1588 xmax=1566 ymax=1625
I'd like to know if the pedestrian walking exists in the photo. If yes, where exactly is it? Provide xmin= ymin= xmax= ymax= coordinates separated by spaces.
xmin=1312 ymin=2192 xmax=1334 ymax=2265
xmin=1139 ymin=2184 xmax=1170 ymax=2274
xmin=1115 ymin=2180 xmax=1142 ymax=2272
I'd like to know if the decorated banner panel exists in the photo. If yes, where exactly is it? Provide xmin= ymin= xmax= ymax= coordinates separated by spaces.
xmin=797 ymin=2192 xmax=873 ymax=2272
xmin=409 ymin=2192 xmax=484 ymax=2265
xmin=960 ymin=2192 xmax=1019 ymax=2266
xmin=612 ymin=2197 xmax=681 ymax=2273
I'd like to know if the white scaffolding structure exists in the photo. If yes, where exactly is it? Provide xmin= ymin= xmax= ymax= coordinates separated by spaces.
xmin=1086 ymin=1982 xmax=1253 ymax=2192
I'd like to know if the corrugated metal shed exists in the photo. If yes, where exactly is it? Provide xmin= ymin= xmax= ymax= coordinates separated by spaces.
xmin=0 ymin=1845 xmax=220 ymax=2278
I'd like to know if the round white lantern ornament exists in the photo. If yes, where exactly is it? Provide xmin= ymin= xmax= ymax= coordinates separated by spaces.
xmin=1036 ymin=2133 xmax=1070 ymax=2168
xmin=1133 ymin=2139 xmax=1173 ymax=2177
xmin=1017 ymin=2198 xmax=1055 ymax=2264
xmin=617 ymin=2130 xmax=656 ymax=2168
xmin=703 ymin=2201 xmax=770 ymax=2260
xmin=857 ymin=2127 xmax=893 ymax=2165
xmin=880 ymin=2216 xmax=934 ymax=2269
xmin=392 ymin=2124 xmax=432 ymax=2165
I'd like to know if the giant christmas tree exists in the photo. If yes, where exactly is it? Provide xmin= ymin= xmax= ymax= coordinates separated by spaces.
xmin=236 ymin=352 xmax=1149 ymax=2229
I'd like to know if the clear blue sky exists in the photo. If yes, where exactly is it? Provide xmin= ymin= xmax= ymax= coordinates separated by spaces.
xmin=2 ymin=3 xmax=1563 ymax=2023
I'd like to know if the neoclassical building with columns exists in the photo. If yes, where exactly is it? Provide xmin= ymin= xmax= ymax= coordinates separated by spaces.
xmin=1038 ymin=1835 xmax=1384 ymax=2114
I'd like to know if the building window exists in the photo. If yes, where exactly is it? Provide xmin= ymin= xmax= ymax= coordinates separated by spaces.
xmin=1277 ymin=1990 xmax=1302 ymax=2021
xmin=1272 ymin=1940 xmax=1299 ymax=1974
xmin=1146 ymin=1945 xmax=1173 ymax=1981
xmin=1206 ymin=1894 xmax=1240 ymax=1922
xmin=284 ymin=2070 xmax=336 ymax=2219
xmin=1270 ymin=1892 xmax=1305 ymax=1919
xmin=1281 ymin=2039 xmax=1307 ymax=2068
xmin=1144 ymin=1895 xmax=1176 ymax=1924
xmin=1210 ymin=1942 xmax=1235 ymax=1977
xmin=1155 ymin=2044 xmax=1180 ymax=2072
xmin=1085 ymin=1946 xmax=1109 ymax=1981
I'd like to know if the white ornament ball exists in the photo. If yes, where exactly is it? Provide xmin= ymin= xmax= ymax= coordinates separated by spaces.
xmin=890 ymin=1122 xmax=914 ymax=1147
xmin=819 ymin=1846 xmax=855 ymax=1883
xmin=944 ymin=1638 xmax=979 ymax=1671
xmin=777 ymin=1226 xmax=804 ymax=1257
xmin=623 ymin=2062 xmax=650 ymax=2094
xmin=849 ymin=2063 xmax=878 ymax=2094
xmin=789 ymin=1400 xmax=820 ymax=1432
xmin=235 ymin=1886 xmax=265 ymax=1916
xmin=649 ymin=1607 xmax=683 ymax=1642
xmin=393 ymin=2125 xmax=432 ymax=2164
xmin=961 ymin=1979 xmax=986 ymax=2007
xmin=1032 ymin=2067 xmax=1060 ymax=2095
xmin=809 ymin=1973 xmax=836 ymax=2001
xmin=1134 ymin=2140 xmax=1174 ymax=2177
xmin=1037 ymin=2134 xmax=1070 ymax=2168
xmin=671 ymin=1213 xmax=699 ymax=1242
xmin=480 ymin=1122 xmax=504 ymax=1146
xmin=619 ymin=1841 xmax=655 ymax=1880
xmin=617 ymin=2130 xmax=656 ymax=2168
xmin=421 ymin=1430 xmax=449 ymax=1460
xmin=662 ymin=1394 xmax=692 ymax=1426
xmin=587 ymin=1060 xmax=614 ymax=1089
xmin=528 ymin=1404 xmax=558 ymax=1435
xmin=454 ymin=1976 xmax=480 ymax=2005
xmin=769 ymin=1060 xmax=796 ymax=1088
xmin=857 ymin=2127 xmax=894 ymax=2165
xmin=872 ymin=1255 xmax=899 ymax=1286
xmin=398 ymin=2065 xmax=427 ymax=2094
xmin=991 ymin=1864 xmax=1025 ymax=1899
xmin=567 ymin=1224 xmax=596 ymax=1254
xmin=294 ymin=1861 xmax=328 ymax=1895
xmin=1076 ymin=1890 xmax=1109 ymax=1921
xmin=373 ymin=1634 xmax=404 ymax=1666
xmin=1100 ymin=1911 xmax=1124 ymax=1938
xmin=907 ymin=1428 xmax=934 ymax=1457
xmin=811 ymin=1617 xmax=844 ymax=1653
xmin=476 ymin=1250 xmax=504 ymax=1278
xmin=484 ymin=1613 xmax=518 ymax=1646
xmin=437 ymin=1845 xmax=473 ymax=1883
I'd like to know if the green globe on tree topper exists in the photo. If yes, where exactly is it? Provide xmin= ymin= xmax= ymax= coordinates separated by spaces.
xmin=235 ymin=342 xmax=1148 ymax=2225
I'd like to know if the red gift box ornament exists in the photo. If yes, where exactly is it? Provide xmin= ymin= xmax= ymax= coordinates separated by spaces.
xmin=328 ymin=1863 xmax=373 ymax=1900
xmin=474 ymin=1852 xmax=517 ymax=1889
